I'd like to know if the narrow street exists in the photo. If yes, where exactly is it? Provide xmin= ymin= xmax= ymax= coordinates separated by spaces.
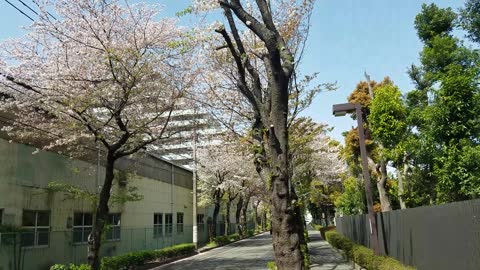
xmin=153 ymin=231 xmax=353 ymax=270
xmin=153 ymin=233 xmax=274 ymax=270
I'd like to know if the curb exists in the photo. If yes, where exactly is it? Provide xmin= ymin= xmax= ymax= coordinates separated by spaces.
xmin=136 ymin=252 xmax=198 ymax=270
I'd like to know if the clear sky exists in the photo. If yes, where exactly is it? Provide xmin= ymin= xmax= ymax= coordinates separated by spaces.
xmin=0 ymin=0 xmax=467 ymax=142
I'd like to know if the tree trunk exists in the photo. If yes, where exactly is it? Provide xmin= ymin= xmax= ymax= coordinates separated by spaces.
xmin=235 ymin=196 xmax=244 ymax=236
xmin=263 ymin=211 xmax=267 ymax=231
xmin=398 ymin=152 xmax=408 ymax=209
xmin=268 ymin=84 xmax=306 ymax=269
xmin=378 ymin=160 xmax=392 ymax=212
xmin=242 ymin=196 xmax=249 ymax=232
xmin=212 ymin=202 xmax=220 ymax=238
xmin=253 ymin=201 xmax=259 ymax=230
xmin=225 ymin=200 xmax=231 ymax=235
xmin=88 ymin=152 xmax=116 ymax=270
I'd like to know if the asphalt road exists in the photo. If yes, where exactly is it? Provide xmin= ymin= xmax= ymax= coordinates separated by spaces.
xmin=153 ymin=233 xmax=274 ymax=270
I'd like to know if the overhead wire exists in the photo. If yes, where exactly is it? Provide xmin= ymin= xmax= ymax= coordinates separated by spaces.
xmin=16 ymin=0 xmax=38 ymax=16
xmin=30 ymin=0 xmax=56 ymax=20
xmin=0 ymin=0 xmax=194 ymax=166
xmin=2 ymin=0 xmax=34 ymax=21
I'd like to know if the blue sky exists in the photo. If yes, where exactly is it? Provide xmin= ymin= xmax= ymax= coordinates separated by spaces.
xmin=0 ymin=0 xmax=466 ymax=142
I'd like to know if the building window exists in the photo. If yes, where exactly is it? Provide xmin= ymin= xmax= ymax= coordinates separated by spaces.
xmin=105 ymin=214 xmax=121 ymax=241
xmin=165 ymin=214 xmax=172 ymax=235
xmin=22 ymin=210 xmax=50 ymax=247
xmin=177 ymin=212 xmax=184 ymax=234
xmin=73 ymin=213 xmax=93 ymax=244
xmin=153 ymin=213 xmax=163 ymax=238
xmin=0 ymin=209 xmax=3 ymax=225
xmin=197 ymin=214 xmax=205 ymax=232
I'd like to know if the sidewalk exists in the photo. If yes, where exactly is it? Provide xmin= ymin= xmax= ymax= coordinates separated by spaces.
xmin=308 ymin=230 xmax=353 ymax=270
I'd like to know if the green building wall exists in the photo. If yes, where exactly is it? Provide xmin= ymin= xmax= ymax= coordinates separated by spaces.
xmin=0 ymin=138 xmax=207 ymax=270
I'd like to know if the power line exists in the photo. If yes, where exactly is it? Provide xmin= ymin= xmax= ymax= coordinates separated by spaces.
xmin=3 ymin=0 xmax=34 ymax=21
xmin=31 ymin=0 xmax=56 ymax=20
xmin=17 ymin=0 xmax=37 ymax=15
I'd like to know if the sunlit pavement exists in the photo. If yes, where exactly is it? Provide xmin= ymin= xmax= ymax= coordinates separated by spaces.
xmin=152 ymin=231 xmax=353 ymax=270
xmin=308 ymin=230 xmax=353 ymax=270
xmin=152 ymin=233 xmax=274 ymax=270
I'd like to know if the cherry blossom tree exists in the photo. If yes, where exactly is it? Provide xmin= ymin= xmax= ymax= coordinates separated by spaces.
xmin=192 ymin=1 xmax=319 ymax=268
xmin=197 ymin=142 xmax=248 ymax=238
xmin=0 ymin=1 xmax=195 ymax=268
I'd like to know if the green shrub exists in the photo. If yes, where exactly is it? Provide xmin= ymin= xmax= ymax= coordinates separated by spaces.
xmin=352 ymin=245 xmax=377 ymax=269
xmin=246 ymin=229 xmax=254 ymax=237
xmin=376 ymin=256 xmax=415 ymax=270
xmin=213 ymin=235 xmax=230 ymax=245
xmin=351 ymin=245 xmax=416 ymax=270
xmin=325 ymin=230 xmax=353 ymax=258
xmin=216 ymin=234 xmax=239 ymax=244
xmin=319 ymin=226 xmax=336 ymax=240
xmin=50 ymin=264 xmax=91 ymax=270
xmin=325 ymin=230 xmax=415 ymax=270
xmin=229 ymin=234 xmax=240 ymax=241
xmin=206 ymin=241 xmax=218 ymax=248
xmin=312 ymin=224 xmax=322 ymax=231
xmin=100 ymin=243 xmax=195 ymax=270
xmin=267 ymin=261 xmax=278 ymax=270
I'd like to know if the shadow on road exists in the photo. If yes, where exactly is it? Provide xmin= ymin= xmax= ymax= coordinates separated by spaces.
xmin=227 ymin=233 xmax=273 ymax=247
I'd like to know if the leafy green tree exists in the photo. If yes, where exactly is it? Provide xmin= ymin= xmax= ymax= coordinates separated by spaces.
xmin=459 ymin=0 xmax=480 ymax=43
xmin=369 ymin=84 xmax=407 ymax=150
xmin=405 ymin=3 xmax=480 ymax=204
xmin=334 ymin=176 xmax=365 ymax=216
xmin=288 ymin=117 xmax=345 ymax=223
xmin=369 ymin=84 xmax=408 ymax=208
xmin=344 ymin=78 xmax=394 ymax=212
xmin=414 ymin=3 xmax=457 ymax=44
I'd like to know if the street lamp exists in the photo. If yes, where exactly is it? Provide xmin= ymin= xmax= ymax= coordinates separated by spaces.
xmin=332 ymin=102 xmax=380 ymax=255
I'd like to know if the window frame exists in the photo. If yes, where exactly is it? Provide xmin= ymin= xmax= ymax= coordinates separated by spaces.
xmin=153 ymin=213 xmax=163 ymax=238
xmin=105 ymin=213 xmax=121 ymax=241
xmin=72 ymin=212 xmax=93 ymax=244
xmin=176 ymin=212 xmax=184 ymax=234
xmin=197 ymin=214 xmax=205 ymax=232
xmin=165 ymin=213 xmax=173 ymax=235
xmin=21 ymin=210 xmax=50 ymax=248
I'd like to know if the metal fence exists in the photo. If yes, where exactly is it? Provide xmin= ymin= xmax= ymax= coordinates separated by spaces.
xmin=335 ymin=198 xmax=480 ymax=270
xmin=0 ymin=221 xmax=258 ymax=270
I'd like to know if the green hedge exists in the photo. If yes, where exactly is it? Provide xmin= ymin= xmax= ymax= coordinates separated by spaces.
xmin=325 ymin=230 xmax=353 ymax=258
xmin=319 ymin=226 xmax=336 ymax=240
xmin=213 ymin=235 xmax=231 ymax=245
xmin=229 ymin=233 xmax=241 ymax=241
xmin=100 ymin=243 xmax=195 ymax=270
xmin=325 ymin=230 xmax=415 ymax=270
xmin=51 ymin=243 xmax=195 ymax=270
xmin=312 ymin=224 xmax=322 ymax=231
xmin=50 ymin=264 xmax=91 ymax=270
xmin=212 ymin=233 xmax=243 ymax=246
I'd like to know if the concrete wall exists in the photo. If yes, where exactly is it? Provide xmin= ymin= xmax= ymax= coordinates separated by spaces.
xmin=0 ymin=138 xmax=206 ymax=270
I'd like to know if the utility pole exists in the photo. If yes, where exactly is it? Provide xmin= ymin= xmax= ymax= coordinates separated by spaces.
xmin=332 ymin=102 xmax=380 ymax=255
xmin=192 ymin=114 xmax=198 ymax=249
xmin=355 ymin=104 xmax=380 ymax=255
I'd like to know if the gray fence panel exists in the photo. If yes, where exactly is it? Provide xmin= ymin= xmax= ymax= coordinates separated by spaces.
xmin=335 ymin=198 xmax=480 ymax=270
